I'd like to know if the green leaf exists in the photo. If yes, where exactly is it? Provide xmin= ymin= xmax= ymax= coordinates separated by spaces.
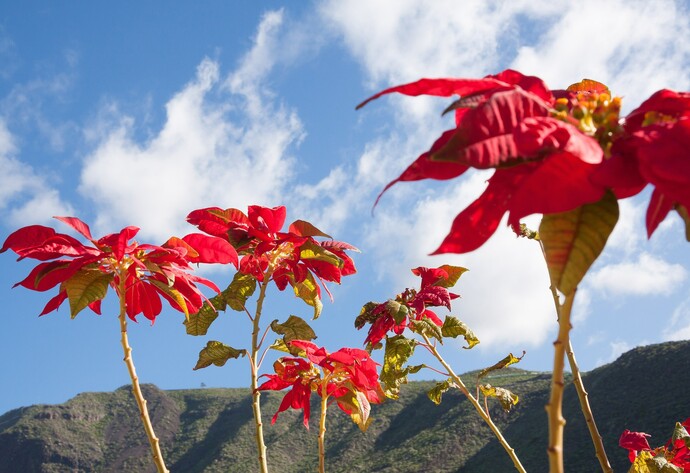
xmin=385 ymin=300 xmax=409 ymax=325
xmin=185 ymin=293 xmax=224 ymax=336
xmin=354 ymin=301 xmax=380 ymax=329
xmin=411 ymin=317 xmax=443 ymax=343
xmin=380 ymin=335 xmax=417 ymax=399
xmin=288 ymin=220 xmax=332 ymax=239
xmin=337 ymin=389 xmax=373 ymax=432
xmin=441 ymin=316 xmax=480 ymax=349
xmin=477 ymin=352 xmax=525 ymax=381
xmin=428 ymin=378 xmax=454 ymax=405
xmin=292 ymin=271 xmax=323 ymax=319
xmin=630 ymin=450 xmax=683 ymax=473
xmin=479 ymin=384 xmax=519 ymax=412
xmin=268 ymin=338 xmax=293 ymax=354
xmin=223 ymin=272 xmax=257 ymax=311
xmin=193 ymin=341 xmax=246 ymax=370
xmin=298 ymin=240 xmax=342 ymax=267
xmin=672 ymin=421 xmax=690 ymax=448
xmin=539 ymin=190 xmax=619 ymax=296
xmin=434 ymin=265 xmax=469 ymax=288
xmin=270 ymin=315 xmax=317 ymax=344
xmin=63 ymin=270 xmax=114 ymax=319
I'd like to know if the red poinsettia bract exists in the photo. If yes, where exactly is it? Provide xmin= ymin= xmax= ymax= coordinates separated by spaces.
xmin=186 ymin=205 xmax=357 ymax=315
xmin=257 ymin=340 xmax=383 ymax=429
xmin=1 ymin=216 xmax=236 ymax=321
xmin=620 ymin=418 xmax=690 ymax=471
xmin=356 ymin=265 xmax=463 ymax=346
xmin=359 ymin=69 xmax=608 ymax=253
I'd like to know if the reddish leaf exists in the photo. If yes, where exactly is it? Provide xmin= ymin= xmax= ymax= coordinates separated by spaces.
xmin=54 ymin=216 xmax=94 ymax=241
xmin=1 ymin=225 xmax=57 ymax=255
xmin=181 ymin=233 xmax=239 ymax=266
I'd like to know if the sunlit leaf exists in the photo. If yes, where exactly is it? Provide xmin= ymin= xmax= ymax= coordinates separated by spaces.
xmin=441 ymin=316 xmax=480 ymax=349
xmin=270 ymin=315 xmax=317 ymax=344
xmin=428 ymin=378 xmax=454 ymax=405
xmin=354 ymin=301 xmax=380 ymax=329
xmin=411 ymin=317 xmax=443 ymax=343
xmin=184 ymin=295 xmax=223 ymax=336
xmin=292 ymin=272 xmax=323 ymax=319
xmin=298 ymin=240 xmax=342 ymax=268
xmin=539 ymin=190 xmax=619 ymax=296
xmin=223 ymin=271 xmax=257 ymax=311
xmin=148 ymin=279 xmax=189 ymax=319
xmin=434 ymin=265 xmax=469 ymax=288
xmin=479 ymin=384 xmax=519 ymax=412
xmin=672 ymin=421 xmax=690 ymax=448
xmin=193 ymin=340 xmax=246 ymax=370
xmin=63 ymin=270 xmax=113 ymax=319
xmin=385 ymin=300 xmax=409 ymax=325
xmin=629 ymin=449 xmax=683 ymax=473
xmin=478 ymin=352 xmax=525 ymax=380
xmin=380 ymin=335 xmax=417 ymax=399
xmin=338 ymin=390 xmax=373 ymax=432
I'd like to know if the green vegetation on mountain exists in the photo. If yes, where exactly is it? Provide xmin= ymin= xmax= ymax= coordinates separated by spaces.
xmin=1 ymin=340 xmax=688 ymax=472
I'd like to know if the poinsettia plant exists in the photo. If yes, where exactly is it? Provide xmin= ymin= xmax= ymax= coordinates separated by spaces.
xmin=258 ymin=340 xmax=384 ymax=473
xmin=358 ymin=68 xmax=690 ymax=473
xmin=0 ymin=216 xmax=236 ymax=473
xmin=355 ymin=264 xmax=526 ymax=472
xmin=620 ymin=419 xmax=690 ymax=472
xmin=183 ymin=204 xmax=358 ymax=473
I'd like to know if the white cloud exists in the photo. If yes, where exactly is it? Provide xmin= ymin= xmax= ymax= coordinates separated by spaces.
xmin=0 ymin=119 xmax=73 ymax=226
xmin=587 ymin=253 xmax=687 ymax=297
xmin=511 ymin=0 xmax=690 ymax=108
xmin=79 ymin=11 xmax=305 ymax=242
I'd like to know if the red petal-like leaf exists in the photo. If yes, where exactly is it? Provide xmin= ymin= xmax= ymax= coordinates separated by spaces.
xmin=54 ymin=216 xmax=94 ymax=241
xmin=619 ymin=429 xmax=652 ymax=453
xmin=39 ymin=290 xmax=68 ymax=316
xmin=1 ymin=225 xmax=56 ymax=255
xmin=646 ymin=188 xmax=674 ymax=238
xmin=248 ymin=205 xmax=287 ymax=233
xmin=181 ymin=233 xmax=239 ymax=266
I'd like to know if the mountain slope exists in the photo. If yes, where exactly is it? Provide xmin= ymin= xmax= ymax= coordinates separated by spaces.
xmin=1 ymin=340 xmax=688 ymax=472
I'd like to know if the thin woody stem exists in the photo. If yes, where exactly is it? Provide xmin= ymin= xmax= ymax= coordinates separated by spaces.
xmin=318 ymin=378 xmax=329 ymax=473
xmin=541 ymin=243 xmax=612 ymax=473
xmin=250 ymin=279 xmax=271 ymax=473
xmin=117 ymin=275 xmax=169 ymax=473
xmin=546 ymin=290 xmax=574 ymax=473
xmin=420 ymin=333 xmax=526 ymax=473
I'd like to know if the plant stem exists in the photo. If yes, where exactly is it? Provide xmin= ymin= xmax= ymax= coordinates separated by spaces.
xmin=117 ymin=277 xmax=169 ymax=473
xmin=318 ymin=379 xmax=329 ymax=473
xmin=250 ymin=279 xmax=271 ymax=473
xmin=541 ymin=243 xmax=612 ymax=473
xmin=420 ymin=333 xmax=526 ymax=473
xmin=546 ymin=290 xmax=574 ymax=473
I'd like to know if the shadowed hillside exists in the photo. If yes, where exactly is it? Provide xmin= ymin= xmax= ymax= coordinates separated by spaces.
xmin=1 ymin=340 xmax=688 ymax=472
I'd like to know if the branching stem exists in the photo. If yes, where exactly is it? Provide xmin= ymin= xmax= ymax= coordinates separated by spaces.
xmin=420 ymin=333 xmax=526 ymax=473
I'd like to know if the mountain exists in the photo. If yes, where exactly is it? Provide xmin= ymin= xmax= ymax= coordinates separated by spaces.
xmin=1 ymin=340 xmax=688 ymax=472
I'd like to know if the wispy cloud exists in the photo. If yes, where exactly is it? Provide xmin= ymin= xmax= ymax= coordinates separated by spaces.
xmin=662 ymin=297 xmax=690 ymax=341
xmin=79 ymin=11 xmax=305 ymax=242
xmin=587 ymin=253 xmax=687 ymax=297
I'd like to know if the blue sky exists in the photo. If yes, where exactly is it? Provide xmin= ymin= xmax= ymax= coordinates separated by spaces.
xmin=1 ymin=1 xmax=690 ymax=416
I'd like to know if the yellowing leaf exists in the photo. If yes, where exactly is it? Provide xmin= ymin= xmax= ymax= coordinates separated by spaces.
xmin=428 ymin=378 xmax=453 ymax=405
xmin=292 ymin=272 xmax=323 ymax=319
xmin=385 ymin=300 xmax=409 ymax=325
xmin=298 ymin=240 xmax=342 ymax=267
xmin=629 ymin=450 xmax=682 ymax=473
xmin=411 ymin=317 xmax=443 ymax=343
xmin=270 ymin=315 xmax=317 ymax=344
xmin=479 ymin=383 xmax=519 ymax=412
xmin=63 ymin=270 xmax=113 ymax=319
xmin=441 ymin=316 xmax=479 ymax=349
xmin=288 ymin=220 xmax=332 ymax=239
xmin=434 ymin=265 xmax=469 ymax=288
xmin=149 ymin=279 xmax=189 ymax=319
xmin=380 ymin=335 xmax=417 ymax=399
xmin=185 ymin=293 xmax=224 ymax=336
xmin=193 ymin=340 xmax=246 ymax=370
xmin=478 ymin=352 xmax=525 ymax=380
xmin=338 ymin=390 xmax=373 ymax=432
xmin=223 ymin=272 xmax=257 ymax=311
xmin=539 ymin=191 xmax=619 ymax=296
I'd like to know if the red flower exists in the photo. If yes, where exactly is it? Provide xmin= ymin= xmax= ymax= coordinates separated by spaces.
xmin=360 ymin=70 xmax=612 ymax=254
xmin=257 ymin=340 xmax=383 ymax=428
xmin=1 ymin=216 xmax=232 ymax=322
xmin=186 ymin=205 xmax=357 ymax=316
xmin=619 ymin=429 xmax=652 ymax=463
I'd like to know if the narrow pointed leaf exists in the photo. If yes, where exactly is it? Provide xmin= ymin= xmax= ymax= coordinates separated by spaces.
xmin=428 ymin=378 xmax=454 ymax=405
xmin=270 ymin=315 xmax=317 ymax=344
xmin=441 ymin=316 xmax=480 ymax=348
xmin=292 ymin=272 xmax=323 ymax=319
xmin=288 ymin=220 xmax=332 ymax=238
xmin=193 ymin=340 xmax=246 ymax=370
xmin=63 ymin=270 xmax=114 ymax=318
xmin=539 ymin=190 xmax=619 ymax=296
xmin=478 ymin=352 xmax=525 ymax=380
xmin=434 ymin=265 xmax=469 ymax=288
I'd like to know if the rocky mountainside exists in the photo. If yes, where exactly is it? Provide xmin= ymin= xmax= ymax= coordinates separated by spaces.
xmin=1 ymin=340 xmax=688 ymax=472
